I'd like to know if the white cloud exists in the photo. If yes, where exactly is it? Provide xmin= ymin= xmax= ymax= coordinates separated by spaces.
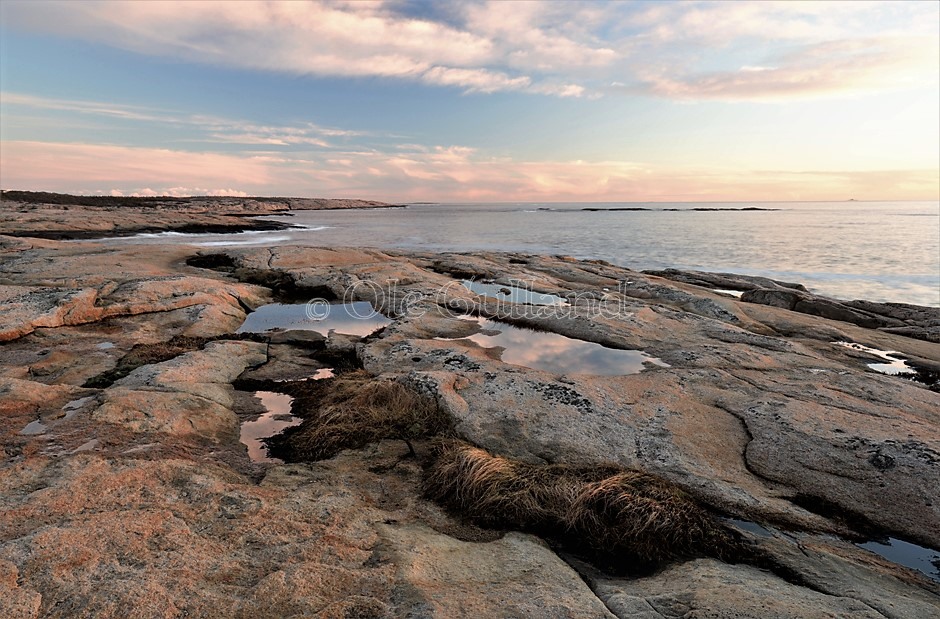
xmin=462 ymin=0 xmax=618 ymax=71
xmin=1 ymin=0 xmax=596 ymax=97
xmin=0 ymin=92 xmax=180 ymax=123
xmin=530 ymin=83 xmax=587 ymax=98
xmin=631 ymin=36 xmax=939 ymax=101
xmin=1 ymin=92 xmax=359 ymax=147
xmin=4 ymin=0 xmax=935 ymax=101
xmin=422 ymin=67 xmax=530 ymax=94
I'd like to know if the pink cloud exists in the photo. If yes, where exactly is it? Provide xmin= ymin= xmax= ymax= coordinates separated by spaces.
xmin=3 ymin=139 xmax=936 ymax=202
xmin=0 ymin=141 xmax=271 ymax=192
xmin=256 ymin=147 xmax=939 ymax=202
xmin=115 ymin=187 xmax=250 ymax=198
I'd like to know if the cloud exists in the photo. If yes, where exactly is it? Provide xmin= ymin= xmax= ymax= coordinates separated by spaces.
xmin=1 ymin=92 xmax=359 ymax=147
xmin=107 ymin=187 xmax=249 ymax=197
xmin=462 ymin=0 xmax=618 ymax=71
xmin=0 ymin=141 xmax=271 ymax=190
xmin=4 ymin=1 xmax=935 ymax=101
xmin=630 ymin=36 xmax=939 ymax=101
xmin=204 ymin=133 xmax=331 ymax=148
xmin=624 ymin=0 xmax=940 ymax=45
xmin=2 ymin=138 xmax=936 ymax=201
xmin=0 ymin=92 xmax=182 ymax=123
xmin=615 ymin=1 xmax=940 ymax=101
xmin=421 ymin=67 xmax=530 ymax=94
xmin=1 ymin=1 xmax=598 ymax=97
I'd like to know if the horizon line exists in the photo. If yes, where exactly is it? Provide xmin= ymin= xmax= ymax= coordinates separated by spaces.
xmin=2 ymin=190 xmax=938 ymax=204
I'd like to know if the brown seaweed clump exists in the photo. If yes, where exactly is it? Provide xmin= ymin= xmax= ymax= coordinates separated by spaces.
xmin=423 ymin=439 xmax=746 ymax=567
xmin=268 ymin=371 xmax=452 ymax=462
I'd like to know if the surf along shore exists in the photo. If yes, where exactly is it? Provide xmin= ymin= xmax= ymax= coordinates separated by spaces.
xmin=1 ymin=194 xmax=938 ymax=618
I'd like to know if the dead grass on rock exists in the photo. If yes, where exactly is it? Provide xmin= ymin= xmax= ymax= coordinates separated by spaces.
xmin=267 ymin=371 xmax=452 ymax=462
xmin=423 ymin=439 xmax=747 ymax=568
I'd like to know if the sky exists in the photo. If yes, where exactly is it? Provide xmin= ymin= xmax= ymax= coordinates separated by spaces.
xmin=1 ymin=0 xmax=938 ymax=202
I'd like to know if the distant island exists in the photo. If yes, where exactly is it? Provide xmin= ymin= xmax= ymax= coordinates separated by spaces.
xmin=581 ymin=206 xmax=779 ymax=212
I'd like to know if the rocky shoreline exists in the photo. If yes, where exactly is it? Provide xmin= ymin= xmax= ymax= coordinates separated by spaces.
xmin=0 ymin=192 xmax=400 ymax=240
xmin=1 ymin=201 xmax=938 ymax=617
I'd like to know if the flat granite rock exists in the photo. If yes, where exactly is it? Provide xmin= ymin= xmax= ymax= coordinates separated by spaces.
xmin=378 ymin=524 xmax=616 ymax=618
xmin=648 ymin=268 xmax=940 ymax=343
xmin=93 ymin=341 xmax=268 ymax=440
xmin=587 ymin=558 xmax=885 ymax=619
xmin=1 ymin=236 xmax=938 ymax=618
xmin=0 ymin=560 xmax=41 ymax=619
xmin=208 ymin=246 xmax=940 ymax=545
xmin=0 ymin=286 xmax=100 ymax=342
xmin=0 ymin=276 xmax=268 ymax=342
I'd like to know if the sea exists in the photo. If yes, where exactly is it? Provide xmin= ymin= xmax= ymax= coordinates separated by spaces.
xmin=109 ymin=201 xmax=940 ymax=307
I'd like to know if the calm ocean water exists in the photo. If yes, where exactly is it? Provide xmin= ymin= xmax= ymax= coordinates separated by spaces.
xmin=116 ymin=201 xmax=940 ymax=307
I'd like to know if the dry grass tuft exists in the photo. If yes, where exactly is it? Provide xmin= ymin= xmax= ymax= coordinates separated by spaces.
xmin=423 ymin=439 xmax=745 ymax=566
xmin=268 ymin=371 xmax=451 ymax=462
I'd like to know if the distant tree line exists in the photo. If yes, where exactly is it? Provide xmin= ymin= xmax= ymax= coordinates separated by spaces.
xmin=0 ymin=191 xmax=292 ymax=208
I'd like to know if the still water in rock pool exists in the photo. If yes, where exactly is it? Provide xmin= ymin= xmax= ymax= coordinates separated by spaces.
xmin=859 ymin=538 xmax=940 ymax=582
xmin=836 ymin=341 xmax=917 ymax=375
xmin=727 ymin=519 xmax=940 ymax=582
xmin=237 ymin=301 xmax=391 ymax=336
xmin=461 ymin=279 xmax=568 ymax=306
xmin=445 ymin=317 xmax=668 ymax=375
xmin=240 ymin=391 xmax=301 ymax=464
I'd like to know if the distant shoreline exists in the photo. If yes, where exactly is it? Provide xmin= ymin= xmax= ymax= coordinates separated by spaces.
xmin=0 ymin=190 xmax=403 ymax=240
xmin=581 ymin=206 xmax=779 ymax=212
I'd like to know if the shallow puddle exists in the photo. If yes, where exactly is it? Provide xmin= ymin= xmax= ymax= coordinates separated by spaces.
xmin=273 ymin=367 xmax=336 ymax=383
xmin=240 ymin=391 xmax=302 ymax=464
xmin=237 ymin=301 xmax=391 ymax=337
xmin=726 ymin=518 xmax=939 ymax=582
xmin=834 ymin=341 xmax=922 ymax=377
xmin=445 ymin=317 xmax=668 ymax=376
xmin=461 ymin=279 xmax=568 ymax=306
xmin=712 ymin=289 xmax=744 ymax=298
xmin=725 ymin=518 xmax=773 ymax=538
xmin=859 ymin=537 xmax=940 ymax=582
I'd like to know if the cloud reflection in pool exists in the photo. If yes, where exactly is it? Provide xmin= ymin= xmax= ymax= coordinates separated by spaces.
xmin=237 ymin=301 xmax=391 ymax=336
xmin=446 ymin=317 xmax=668 ymax=376
xmin=240 ymin=391 xmax=301 ymax=464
